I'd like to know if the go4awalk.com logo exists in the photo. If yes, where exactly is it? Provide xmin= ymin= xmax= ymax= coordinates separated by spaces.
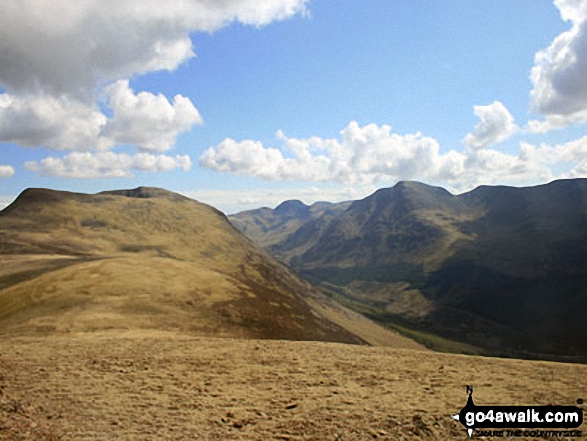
xmin=451 ymin=386 xmax=584 ymax=438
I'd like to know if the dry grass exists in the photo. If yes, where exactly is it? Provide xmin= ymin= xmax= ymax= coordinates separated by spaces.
xmin=0 ymin=332 xmax=585 ymax=440
xmin=1 ymin=189 xmax=585 ymax=439
xmin=0 ymin=256 xmax=246 ymax=336
xmin=0 ymin=189 xmax=354 ymax=343
xmin=0 ymin=188 xmax=424 ymax=347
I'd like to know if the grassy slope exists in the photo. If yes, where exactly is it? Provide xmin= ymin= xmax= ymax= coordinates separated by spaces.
xmin=0 ymin=188 xmax=360 ymax=343
xmin=1 ymin=333 xmax=585 ymax=440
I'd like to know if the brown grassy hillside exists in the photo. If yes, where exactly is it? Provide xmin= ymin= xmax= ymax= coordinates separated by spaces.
xmin=0 ymin=187 xmax=421 ymax=348
xmin=0 ymin=332 xmax=585 ymax=440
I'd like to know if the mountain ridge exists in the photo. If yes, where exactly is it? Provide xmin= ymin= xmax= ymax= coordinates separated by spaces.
xmin=230 ymin=178 xmax=587 ymax=360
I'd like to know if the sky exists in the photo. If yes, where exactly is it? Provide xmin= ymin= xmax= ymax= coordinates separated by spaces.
xmin=1 ymin=0 xmax=587 ymax=214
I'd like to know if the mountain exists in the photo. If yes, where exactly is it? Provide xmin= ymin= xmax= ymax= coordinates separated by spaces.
xmin=230 ymin=199 xmax=352 ymax=263
xmin=230 ymin=179 xmax=587 ymax=360
xmin=0 ymin=186 xmax=425 ymax=347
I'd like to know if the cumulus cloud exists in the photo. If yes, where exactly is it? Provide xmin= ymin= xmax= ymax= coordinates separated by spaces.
xmin=529 ymin=0 xmax=587 ymax=129
xmin=200 ymin=138 xmax=332 ymax=181
xmin=24 ymin=152 xmax=191 ymax=179
xmin=193 ymin=138 xmax=587 ymax=211
xmin=0 ymin=82 xmax=201 ymax=153
xmin=0 ymin=92 xmax=111 ymax=151
xmin=460 ymin=148 xmax=554 ymax=191
xmin=463 ymin=102 xmax=518 ymax=150
xmin=0 ymin=0 xmax=309 ymax=96
xmin=200 ymin=121 xmax=587 ymax=192
xmin=200 ymin=121 xmax=467 ymax=186
xmin=0 ymin=165 xmax=15 ymax=178
xmin=526 ymin=110 xmax=587 ymax=133
xmin=103 ymin=80 xmax=203 ymax=152
xmin=0 ymin=0 xmax=307 ymax=172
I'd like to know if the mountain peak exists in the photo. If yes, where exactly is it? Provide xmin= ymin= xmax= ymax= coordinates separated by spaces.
xmin=392 ymin=180 xmax=452 ymax=196
xmin=1 ymin=188 xmax=76 ymax=214
xmin=393 ymin=180 xmax=431 ymax=189
xmin=274 ymin=199 xmax=310 ymax=216
xmin=2 ymin=187 xmax=191 ymax=216
xmin=357 ymin=181 xmax=453 ymax=215
xmin=100 ymin=187 xmax=188 ymax=201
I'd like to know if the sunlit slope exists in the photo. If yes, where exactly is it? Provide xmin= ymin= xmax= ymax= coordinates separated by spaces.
xmin=0 ymin=187 xmax=367 ymax=343
xmin=1 ymin=333 xmax=584 ymax=440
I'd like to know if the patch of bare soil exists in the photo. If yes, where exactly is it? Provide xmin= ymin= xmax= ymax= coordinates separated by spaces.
xmin=0 ymin=332 xmax=585 ymax=440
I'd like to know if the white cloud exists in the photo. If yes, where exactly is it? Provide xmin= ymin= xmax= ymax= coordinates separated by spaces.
xmin=0 ymin=81 xmax=201 ymax=154
xmin=24 ymin=152 xmax=191 ymax=179
xmin=555 ymin=0 xmax=587 ymax=22
xmin=103 ymin=80 xmax=203 ymax=152
xmin=463 ymin=102 xmax=518 ymax=150
xmin=0 ymin=0 xmax=307 ymax=165
xmin=529 ymin=0 xmax=587 ymax=129
xmin=201 ymin=121 xmax=467 ymax=186
xmin=518 ymin=135 xmax=587 ymax=165
xmin=341 ymin=122 xmax=466 ymax=183
xmin=457 ymin=135 xmax=587 ymax=190
xmin=200 ymin=138 xmax=332 ymax=181
xmin=192 ymin=134 xmax=587 ymax=212
xmin=0 ymin=165 xmax=15 ymax=178
xmin=200 ymin=120 xmax=587 ymax=193
xmin=0 ymin=93 xmax=110 ymax=151
xmin=0 ymin=0 xmax=309 ymax=96
xmin=526 ymin=110 xmax=587 ymax=133
xmin=460 ymin=147 xmax=554 ymax=190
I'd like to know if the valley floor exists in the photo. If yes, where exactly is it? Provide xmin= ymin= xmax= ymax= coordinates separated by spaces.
xmin=0 ymin=332 xmax=585 ymax=440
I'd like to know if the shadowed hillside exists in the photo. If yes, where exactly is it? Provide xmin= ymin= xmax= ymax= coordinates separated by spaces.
xmin=230 ymin=199 xmax=352 ymax=263
xmin=230 ymin=179 xmax=587 ymax=360
xmin=0 ymin=186 xmax=425 ymax=347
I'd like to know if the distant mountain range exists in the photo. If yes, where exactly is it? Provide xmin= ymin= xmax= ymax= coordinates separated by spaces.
xmin=230 ymin=179 xmax=587 ymax=360
xmin=1 ymin=186 xmax=398 ymax=345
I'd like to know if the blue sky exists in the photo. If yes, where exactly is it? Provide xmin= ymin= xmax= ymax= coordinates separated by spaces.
xmin=1 ymin=0 xmax=587 ymax=213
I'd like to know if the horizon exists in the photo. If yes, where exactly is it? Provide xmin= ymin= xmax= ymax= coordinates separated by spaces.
xmin=2 ymin=1 xmax=587 ymax=213
xmin=3 ymin=176 xmax=586 ymax=215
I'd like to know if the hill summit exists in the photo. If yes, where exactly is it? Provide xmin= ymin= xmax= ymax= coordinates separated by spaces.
xmin=0 ymin=187 xmax=371 ymax=343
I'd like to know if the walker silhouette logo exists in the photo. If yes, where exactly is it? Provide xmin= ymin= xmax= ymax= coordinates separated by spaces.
xmin=451 ymin=386 xmax=583 ymax=438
